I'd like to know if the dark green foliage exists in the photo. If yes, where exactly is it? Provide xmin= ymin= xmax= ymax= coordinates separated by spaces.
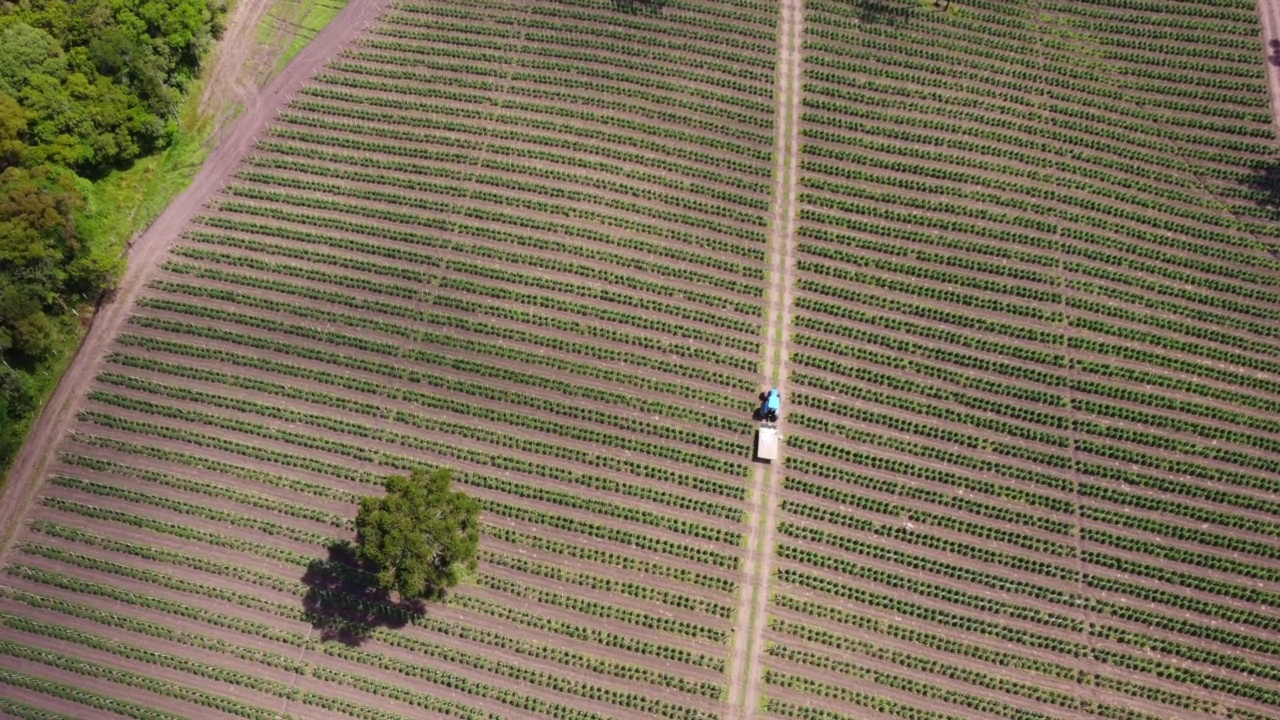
xmin=355 ymin=468 xmax=480 ymax=601
xmin=0 ymin=0 xmax=224 ymax=476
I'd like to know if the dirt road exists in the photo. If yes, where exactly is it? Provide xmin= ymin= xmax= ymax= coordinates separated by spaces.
xmin=723 ymin=0 xmax=803 ymax=716
xmin=1261 ymin=0 xmax=1280 ymax=136
xmin=0 ymin=0 xmax=393 ymax=566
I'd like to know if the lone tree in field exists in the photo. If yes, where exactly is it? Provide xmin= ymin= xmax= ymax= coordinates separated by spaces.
xmin=355 ymin=468 xmax=480 ymax=602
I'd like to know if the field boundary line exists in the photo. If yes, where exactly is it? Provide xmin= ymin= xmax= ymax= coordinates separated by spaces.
xmin=724 ymin=0 xmax=803 ymax=716
xmin=0 ymin=0 xmax=396 ymax=568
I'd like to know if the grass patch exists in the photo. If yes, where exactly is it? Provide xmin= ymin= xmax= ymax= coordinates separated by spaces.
xmin=256 ymin=0 xmax=349 ymax=76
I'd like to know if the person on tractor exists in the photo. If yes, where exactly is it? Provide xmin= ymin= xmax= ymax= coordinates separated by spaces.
xmin=762 ymin=388 xmax=780 ymax=423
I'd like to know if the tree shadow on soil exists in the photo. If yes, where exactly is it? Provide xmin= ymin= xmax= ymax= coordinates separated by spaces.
xmin=301 ymin=541 xmax=423 ymax=645
xmin=612 ymin=0 xmax=667 ymax=15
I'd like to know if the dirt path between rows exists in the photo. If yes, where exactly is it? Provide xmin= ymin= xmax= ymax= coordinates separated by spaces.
xmin=1259 ymin=0 xmax=1280 ymax=137
xmin=0 ymin=0 xmax=393 ymax=567
xmin=724 ymin=0 xmax=803 ymax=716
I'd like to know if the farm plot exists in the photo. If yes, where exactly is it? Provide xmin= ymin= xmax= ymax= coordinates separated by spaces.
xmin=763 ymin=1 xmax=1280 ymax=720
xmin=0 ymin=0 xmax=778 ymax=717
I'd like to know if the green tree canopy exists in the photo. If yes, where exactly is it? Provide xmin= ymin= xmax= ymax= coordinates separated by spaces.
xmin=354 ymin=468 xmax=480 ymax=602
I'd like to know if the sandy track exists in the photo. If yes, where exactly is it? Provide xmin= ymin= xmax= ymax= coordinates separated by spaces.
xmin=1259 ymin=0 xmax=1280 ymax=137
xmin=0 ymin=0 xmax=393 ymax=567
xmin=724 ymin=0 xmax=803 ymax=717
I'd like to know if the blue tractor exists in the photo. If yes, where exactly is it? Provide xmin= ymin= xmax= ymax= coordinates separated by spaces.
xmin=760 ymin=388 xmax=780 ymax=423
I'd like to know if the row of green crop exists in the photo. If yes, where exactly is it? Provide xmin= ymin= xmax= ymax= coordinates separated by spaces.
xmin=794 ymin=289 xmax=1279 ymax=415
xmin=768 ymin=620 xmax=1165 ymax=720
xmin=99 ymin=357 xmax=747 ymax=479
xmin=279 ymin=82 xmax=765 ymax=193
xmin=102 ymin=343 xmax=747 ymax=491
xmin=802 ymin=166 xmax=1277 ymax=291
xmin=481 ymin=497 xmax=739 ymax=569
xmin=0 ymin=661 xmax=243 ymax=720
xmin=236 ymin=152 xmax=767 ymax=255
xmin=85 ymin=387 xmax=742 ymax=541
xmin=1067 ymin=290 xmax=1279 ymax=356
xmin=140 ymin=291 xmax=754 ymax=390
xmin=20 ymin=526 xmax=727 ymax=677
xmin=775 ymin=567 xmax=1280 ymax=705
xmin=434 ymin=275 xmax=758 ymax=352
xmin=793 ymin=354 xmax=1280 ymax=464
xmin=368 ymin=16 xmax=772 ymax=85
xmin=4 ymin=608 xmax=619 ymax=720
xmin=786 ymin=413 xmax=1072 ymax=494
xmin=162 ymin=259 xmax=420 ymax=311
xmin=771 ymin=422 xmax=1050 ymax=509
xmin=366 ymin=28 xmax=768 ymax=96
xmin=126 ymin=308 xmax=746 ymax=412
xmin=311 ymin=60 xmax=774 ymax=159
xmin=808 ymin=28 xmax=1265 ymax=144
xmin=783 ymin=476 xmax=1073 ymax=556
xmin=482 ymin=550 xmax=734 ymax=619
xmin=795 ymin=307 xmax=1066 ymax=377
xmin=0 ymin=696 xmax=81 ymax=720
xmin=778 ymin=521 xmax=1280 ymax=657
xmin=784 ymin=435 xmax=1280 ymax=601
xmin=107 ymin=341 xmax=749 ymax=497
xmin=157 ymin=262 xmax=758 ymax=375
xmin=786 ymin=449 xmax=1279 ymax=554
xmin=221 ymin=178 xmax=765 ymax=285
xmin=795 ymin=301 xmax=1277 ymax=423
xmin=168 ymin=247 xmax=420 ymax=299
xmin=799 ymin=240 xmax=1061 ymax=302
xmin=334 ymin=630 xmax=716 ymax=720
xmin=771 ymin=593 xmax=1220 ymax=715
xmin=476 ymin=574 xmax=727 ymax=643
xmin=778 ymin=530 xmax=1078 ymax=620
xmin=803 ymin=130 xmax=1265 ymax=244
xmin=213 ymin=194 xmax=764 ymax=310
xmin=260 ymin=130 xmax=768 ymax=210
xmin=808 ymin=116 xmax=1269 ymax=262
xmin=785 ymin=456 xmax=1074 ymax=533
xmin=484 ymin=524 xmax=736 ymax=593
xmin=802 ymin=127 xmax=1261 ymax=245
xmin=72 ymin=408 xmax=741 ymax=569
xmin=49 ymin=473 xmax=333 ymax=545
xmin=378 ymin=8 xmax=772 ymax=69
xmin=17 ymin=538 xmax=717 ymax=709
xmin=349 ymin=36 xmax=773 ymax=131
xmin=429 ymin=292 xmax=757 ymax=371
xmin=104 ymin=356 xmax=749 ymax=513
xmin=305 ymin=62 xmax=770 ymax=174
xmin=784 ymin=432 xmax=1280 ymax=587
xmin=178 ymin=231 xmax=428 ymax=282
xmin=61 ymin=451 xmax=351 ymax=527
xmin=808 ymin=17 xmax=1267 ymax=147
xmin=192 ymin=209 xmax=761 ymax=332
xmin=797 ymin=257 xmax=1060 ymax=322
xmin=771 ymin=648 xmax=1149 ymax=720
xmin=253 ymin=134 xmax=766 ymax=231
xmin=448 ymin=593 xmax=726 ymax=671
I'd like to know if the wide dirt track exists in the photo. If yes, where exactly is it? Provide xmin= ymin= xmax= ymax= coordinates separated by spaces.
xmin=2 ymin=0 xmax=1280 ymax=719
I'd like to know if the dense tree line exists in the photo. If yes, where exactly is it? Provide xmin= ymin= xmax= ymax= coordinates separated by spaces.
xmin=1 ymin=0 xmax=225 ymax=465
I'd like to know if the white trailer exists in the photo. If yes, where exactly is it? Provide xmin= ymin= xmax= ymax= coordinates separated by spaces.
xmin=755 ymin=426 xmax=779 ymax=462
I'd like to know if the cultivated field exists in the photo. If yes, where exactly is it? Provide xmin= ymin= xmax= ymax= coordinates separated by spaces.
xmin=1 ymin=0 xmax=1279 ymax=718
xmin=761 ymin=1 xmax=1280 ymax=720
